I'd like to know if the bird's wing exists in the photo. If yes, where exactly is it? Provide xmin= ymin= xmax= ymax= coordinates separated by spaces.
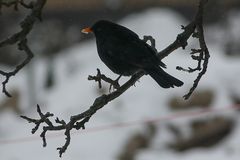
xmin=114 ymin=39 xmax=165 ymax=68
xmin=140 ymin=40 xmax=166 ymax=68
xmin=114 ymin=24 xmax=140 ymax=41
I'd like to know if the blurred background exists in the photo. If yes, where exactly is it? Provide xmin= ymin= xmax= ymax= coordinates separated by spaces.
xmin=1 ymin=0 xmax=240 ymax=160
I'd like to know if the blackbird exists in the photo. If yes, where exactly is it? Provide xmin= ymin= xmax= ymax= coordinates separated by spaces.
xmin=81 ymin=20 xmax=183 ymax=88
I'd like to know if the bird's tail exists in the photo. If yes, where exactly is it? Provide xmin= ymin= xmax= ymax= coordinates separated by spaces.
xmin=145 ymin=67 xmax=183 ymax=88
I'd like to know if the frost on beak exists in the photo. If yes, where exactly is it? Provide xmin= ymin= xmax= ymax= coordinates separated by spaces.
xmin=81 ymin=27 xmax=93 ymax=34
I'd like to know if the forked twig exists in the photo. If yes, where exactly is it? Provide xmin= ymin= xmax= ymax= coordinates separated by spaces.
xmin=0 ymin=0 xmax=47 ymax=97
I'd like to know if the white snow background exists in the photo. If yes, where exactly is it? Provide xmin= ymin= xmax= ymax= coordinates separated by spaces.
xmin=1 ymin=8 xmax=240 ymax=160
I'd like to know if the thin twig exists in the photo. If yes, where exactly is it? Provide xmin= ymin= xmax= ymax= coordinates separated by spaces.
xmin=88 ymin=68 xmax=120 ymax=90
xmin=183 ymin=0 xmax=210 ymax=99
xmin=0 ymin=0 xmax=47 ymax=97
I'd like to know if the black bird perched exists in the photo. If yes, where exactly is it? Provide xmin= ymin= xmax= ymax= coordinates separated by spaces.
xmin=81 ymin=20 xmax=183 ymax=88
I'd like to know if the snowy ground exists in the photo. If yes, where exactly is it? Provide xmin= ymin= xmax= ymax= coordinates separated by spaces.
xmin=1 ymin=8 xmax=240 ymax=160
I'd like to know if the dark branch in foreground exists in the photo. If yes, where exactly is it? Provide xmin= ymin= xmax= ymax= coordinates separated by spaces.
xmin=21 ymin=0 xmax=209 ymax=157
xmin=0 ymin=0 xmax=35 ymax=13
xmin=0 ymin=0 xmax=47 ymax=97
xmin=176 ymin=0 xmax=210 ymax=99
xmin=88 ymin=68 xmax=121 ymax=91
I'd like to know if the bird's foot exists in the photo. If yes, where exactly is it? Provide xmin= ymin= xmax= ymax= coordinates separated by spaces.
xmin=109 ymin=75 xmax=121 ymax=92
xmin=88 ymin=69 xmax=121 ymax=91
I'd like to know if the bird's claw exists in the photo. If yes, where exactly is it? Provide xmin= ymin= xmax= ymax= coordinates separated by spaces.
xmin=109 ymin=75 xmax=121 ymax=92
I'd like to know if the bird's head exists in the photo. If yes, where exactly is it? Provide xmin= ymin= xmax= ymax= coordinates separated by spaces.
xmin=81 ymin=20 xmax=117 ymax=36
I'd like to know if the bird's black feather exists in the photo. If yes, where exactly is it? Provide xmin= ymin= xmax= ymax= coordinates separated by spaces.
xmin=90 ymin=20 xmax=183 ymax=88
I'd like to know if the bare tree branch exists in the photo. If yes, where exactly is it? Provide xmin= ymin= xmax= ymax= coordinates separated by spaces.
xmin=21 ymin=0 xmax=210 ymax=157
xmin=0 ymin=0 xmax=35 ymax=13
xmin=0 ymin=0 xmax=19 ymax=12
xmin=182 ymin=0 xmax=210 ymax=99
xmin=88 ymin=68 xmax=121 ymax=90
xmin=0 ymin=0 xmax=47 ymax=97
